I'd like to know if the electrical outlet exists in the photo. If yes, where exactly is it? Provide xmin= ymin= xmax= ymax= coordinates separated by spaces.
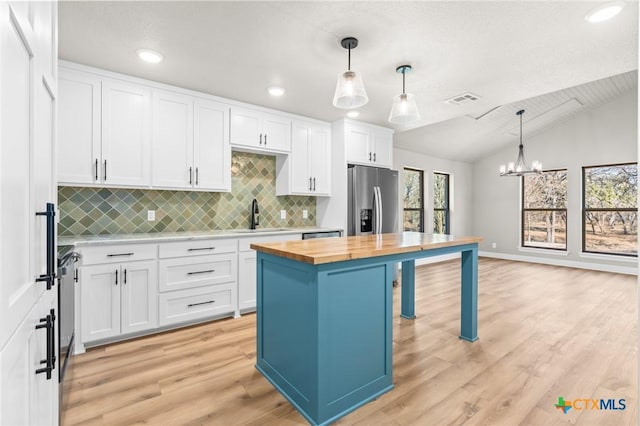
xmin=302 ymin=209 xmax=308 ymax=219
xmin=147 ymin=210 xmax=156 ymax=221
xmin=492 ymin=242 xmax=497 ymax=249
xmin=280 ymin=210 xmax=287 ymax=220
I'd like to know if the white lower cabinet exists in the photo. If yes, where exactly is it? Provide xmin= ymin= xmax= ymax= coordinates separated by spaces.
xmin=238 ymin=251 xmax=257 ymax=312
xmin=159 ymin=283 xmax=235 ymax=326
xmin=80 ymin=260 xmax=157 ymax=344
xmin=0 ymin=291 xmax=57 ymax=426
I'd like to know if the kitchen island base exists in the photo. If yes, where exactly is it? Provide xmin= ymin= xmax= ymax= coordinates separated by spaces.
xmin=254 ymin=233 xmax=481 ymax=425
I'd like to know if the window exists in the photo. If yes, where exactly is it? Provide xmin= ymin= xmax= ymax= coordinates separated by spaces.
xmin=403 ymin=168 xmax=424 ymax=232
xmin=583 ymin=163 xmax=637 ymax=256
xmin=522 ymin=170 xmax=567 ymax=250
xmin=433 ymin=172 xmax=450 ymax=234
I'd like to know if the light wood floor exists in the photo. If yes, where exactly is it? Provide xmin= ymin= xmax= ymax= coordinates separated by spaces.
xmin=62 ymin=258 xmax=638 ymax=426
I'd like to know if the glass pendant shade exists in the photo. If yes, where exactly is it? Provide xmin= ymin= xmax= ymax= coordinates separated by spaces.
xmin=389 ymin=93 xmax=420 ymax=124
xmin=333 ymin=70 xmax=369 ymax=109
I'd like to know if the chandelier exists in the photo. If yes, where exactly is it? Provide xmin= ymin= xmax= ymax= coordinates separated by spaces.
xmin=499 ymin=109 xmax=542 ymax=176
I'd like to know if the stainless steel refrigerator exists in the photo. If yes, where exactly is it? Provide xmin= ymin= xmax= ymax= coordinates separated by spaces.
xmin=347 ymin=165 xmax=399 ymax=236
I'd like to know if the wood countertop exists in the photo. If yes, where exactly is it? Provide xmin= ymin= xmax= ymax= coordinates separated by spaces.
xmin=250 ymin=232 xmax=483 ymax=265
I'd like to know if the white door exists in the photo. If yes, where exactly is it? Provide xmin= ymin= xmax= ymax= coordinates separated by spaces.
xmin=290 ymin=123 xmax=311 ymax=194
xmin=152 ymin=90 xmax=193 ymax=188
xmin=372 ymin=131 xmax=393 ymax=169
xmin=238 ymin=251 xmax=257 ymax=312
xmin=80 ymin=264 xmax=121 ymax=343
xmin=309 ymin=126 xmax=331 ymax=195
xmin=261 ymin=112 xmax=291 ymax=152
xmin=57 ymin=70 xmax=101 ymax=184
xmin=121 ymin=260 xmax=158 ymax=335
xmin=194 ymin=99 xmax=230 ymax=191
xmin=102 ymin=79 xmax=151 ymax=186
xmin=345 ymin=124 xmax=371 ymax=165
xmin=230 ymin=106 xmax=260 ymax=148
xmin=0 ymin=1 xmax=41 ymax=349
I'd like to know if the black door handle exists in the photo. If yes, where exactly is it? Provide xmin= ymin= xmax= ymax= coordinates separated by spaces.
xmin=123 ymin=269 xmax=127 ymax=284
xmin=313 ymin=177 xmax=316 ymax=191
xmin=35 ymin=203 xmax=55 ymax=290
xmin=115 ymin=269 xmax=118 ymax=286
xmin=104 ymin=160 xmax=107 ymax=181
xmin=195 ymin=167 xmax=199 ymax=185
xmin=95 ymin=159 xmax=99 ymax=181
xmin=35 ymin=314 xmax=53 ymax=380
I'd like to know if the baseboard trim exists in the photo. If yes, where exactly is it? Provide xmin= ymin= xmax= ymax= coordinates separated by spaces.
xmin=479 ymin=251 xmax=638 ymax=275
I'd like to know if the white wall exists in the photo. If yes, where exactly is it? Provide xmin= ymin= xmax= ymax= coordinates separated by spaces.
xmin=472 ymin=90 xmax=638 ymax=274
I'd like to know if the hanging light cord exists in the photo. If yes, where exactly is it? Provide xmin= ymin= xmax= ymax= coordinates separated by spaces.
xmin=402 ymin=69 xmax=406 ymax=95
xmin=519 ymin=111 xmax=523 ymax=148
xmin=347 ymin=46 xmax=351 ymax=70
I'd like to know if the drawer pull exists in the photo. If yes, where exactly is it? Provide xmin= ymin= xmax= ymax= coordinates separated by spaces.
xmin=107 ymin=252 xmax=134 ymax=257
xmin=187 ymin=300 xmax=215 ymax=308
xmin=187 ymin=247 xmax=215 ymax=252
xmin=187 ymin=269 xmax=216 ymax=275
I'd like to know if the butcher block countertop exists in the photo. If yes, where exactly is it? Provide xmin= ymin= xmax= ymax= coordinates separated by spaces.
xmin=251 ymin=232 xmax=483 ymax=265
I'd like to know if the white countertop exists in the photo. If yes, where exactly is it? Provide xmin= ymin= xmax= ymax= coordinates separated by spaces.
xmin=58 ymin=227 xmax=343 ymax=247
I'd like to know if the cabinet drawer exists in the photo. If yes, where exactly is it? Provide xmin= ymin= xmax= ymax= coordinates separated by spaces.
xmin=158 ymin=253 xmax=237 ymax=292
xmin=79 ymin=244 xmax=157 ymax=266
xmin=238 ymin=233 xmax=301 ymax=251
xmin=159 ymin=238 xmax=237 ymax=258
xmin=158 ymin=284 xmax=235 ymax=326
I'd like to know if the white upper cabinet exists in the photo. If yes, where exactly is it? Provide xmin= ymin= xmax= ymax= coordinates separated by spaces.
xmin=230 ymin=106 xmax=291 ymax=153
xmin=152 ymin=90 xmax=194 ymax=188
xmin=276 ymin=121 xmax=331 ymax=196
xmin=345 ymin=121 xmax=394 ymax=169
xmin=193 ymin=99 xmax=231 ymax=191
xmin=58 ymin=69 xmax=101 ymax=185
xmin=101 ymin=79 xmax=152 ymax=186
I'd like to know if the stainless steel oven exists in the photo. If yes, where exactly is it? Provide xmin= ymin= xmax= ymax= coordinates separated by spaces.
xmin=57 ymin=247 xmax=78 ymax=418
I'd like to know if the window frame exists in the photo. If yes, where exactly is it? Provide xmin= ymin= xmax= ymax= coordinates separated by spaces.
xmin=520 ymin=168 xmax=568 ymax=252
xmin=433 ymin=172 xmax=450 ymax=234
xmin=403 ymin=167 xmax=425 ymax=232
xmin=582 ymin=162 xmax=638 ymax=257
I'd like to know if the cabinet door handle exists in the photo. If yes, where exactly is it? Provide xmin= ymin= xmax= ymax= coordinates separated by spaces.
xmin=187 ymin=247 xmax=215 ymax=252
xmin=189 ymin=167 xmax=193 ymax=185
xmin=107 ymin=252 xmax=134 ymax=257
xmin=115 ymin=269 xmax=118 ymax=286
xmin=187 ymin=269 xmax=215 ymax=275
xmin=309 ymin=177 xmax=312 ymax=191
xmin=259 ymin=133 xmax=263 ymax=144
xmin=123 ymin=269 xmax=127 ymax=284
xmin=35 ymin=203 xmax=56 ymax=291
xmin=35 ymin=315 xmax=53 ymax=380
xmin=104 ymin=160 xmax=107 ymax=181
xmin=313 ymin=177 xmax=316 ymax=191
xmin=95 ymin=159 xmax=99 ymax=181
xmin=373 ymin=153 xmax=376 ymax=162
xmin=264 ymin=134 xmax=267 ymax=145
xmin=187 ymin=300 xmax=215 ymax=308
xmin=369 ymin=152 xmax=372 ymax=161
xmin=49 ymin=309 xmax=56 ymax=369
xmin=195 ymin=167 xmax=199 ymax=185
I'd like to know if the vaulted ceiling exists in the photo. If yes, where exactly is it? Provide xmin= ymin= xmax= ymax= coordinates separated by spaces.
xmin=58 ymin=1 xmax=638 ymax=162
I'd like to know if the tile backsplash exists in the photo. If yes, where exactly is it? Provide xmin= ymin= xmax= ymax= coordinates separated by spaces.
xmin=58 ymin=152 xmax=316 ymax=236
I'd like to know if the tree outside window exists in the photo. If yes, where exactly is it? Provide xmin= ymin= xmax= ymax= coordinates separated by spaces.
xmin=403 ymin=168 xmax=424 ymax=232
xmin=583 ymin=163 xmax=637 ymax=256
xmin=434 ymin=172 xmax=450 ymax=234
xmin=522 ymin=170 xmax=567 ymax=250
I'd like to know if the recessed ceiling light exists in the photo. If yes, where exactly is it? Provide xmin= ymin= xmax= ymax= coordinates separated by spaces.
xmin=347 ymin=111 xmax=360 ymax=118
xmin=267 ymin=86 xmax=285 ymax=97
xmin=585 ymin=1 xmax=625 ymax=23
xmin=136 ymin=48 xmax=163 ymax=64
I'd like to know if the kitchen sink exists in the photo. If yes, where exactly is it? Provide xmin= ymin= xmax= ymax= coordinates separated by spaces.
xmin=231 ymin=228 xmax=290 ymax=233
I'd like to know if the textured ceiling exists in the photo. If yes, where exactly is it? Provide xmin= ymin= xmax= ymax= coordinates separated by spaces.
xmin=58 ymin=1 xmax=638 ymax=160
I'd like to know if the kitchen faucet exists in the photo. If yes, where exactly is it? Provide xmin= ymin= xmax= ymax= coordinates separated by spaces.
xmin=250 ymin=199 xmax=259 ymax=229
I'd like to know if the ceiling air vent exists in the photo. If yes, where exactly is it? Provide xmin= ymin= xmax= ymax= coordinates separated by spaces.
xmin=444 ymin=92 xmax=481 ymax=105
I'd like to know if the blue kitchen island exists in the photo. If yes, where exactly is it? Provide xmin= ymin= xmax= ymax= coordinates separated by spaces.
xmin=251 ymin=232 xmax=482 ymax=425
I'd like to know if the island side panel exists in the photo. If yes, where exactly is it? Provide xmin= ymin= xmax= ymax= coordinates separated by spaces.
xmin=256 ymin=253 xmax=320 ymax=422
xmin=459 ymin=245 xmax=479 ymax=342
xmin=316 ymin=260 xmax=395 ymax=424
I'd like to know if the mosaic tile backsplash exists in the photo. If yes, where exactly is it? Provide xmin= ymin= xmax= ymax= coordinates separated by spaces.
xmin=58 ymin=152 xmax=316 ymax=236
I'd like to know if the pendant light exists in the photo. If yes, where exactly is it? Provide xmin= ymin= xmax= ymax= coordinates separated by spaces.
xmin=333 ymin=37 xmax=369 ymax=109
xmin=389 ymin=65 xmax=420 ymax=124
xmin=499 ymin=109 xmax=542 ymax=176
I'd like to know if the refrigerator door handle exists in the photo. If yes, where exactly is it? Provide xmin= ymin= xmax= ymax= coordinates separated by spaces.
xmin=372 ymin=188 xmax=378 ymax=234
xmin=377 ymin=187 xmax=382 ymax=234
